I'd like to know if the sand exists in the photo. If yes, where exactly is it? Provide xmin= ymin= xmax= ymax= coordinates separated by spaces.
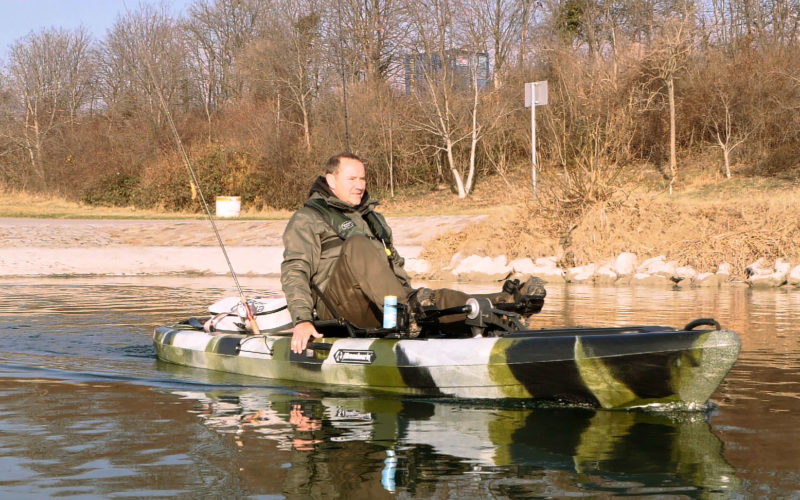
xmin=0 ymin=216 xmax=485 ymax=277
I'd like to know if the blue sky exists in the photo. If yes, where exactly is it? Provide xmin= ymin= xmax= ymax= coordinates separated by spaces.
xmin=0 ymin=0 xmax=194 ymax=59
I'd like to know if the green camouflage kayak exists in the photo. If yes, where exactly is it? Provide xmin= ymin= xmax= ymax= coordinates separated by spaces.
xmin=153 ymin=299 xmax=739 ymax=409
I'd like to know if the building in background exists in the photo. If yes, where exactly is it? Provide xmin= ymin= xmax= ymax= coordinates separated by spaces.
xmin=404 ymin=49 xmax=490 ymax=94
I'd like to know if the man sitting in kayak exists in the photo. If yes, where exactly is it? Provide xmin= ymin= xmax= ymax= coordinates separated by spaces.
xmin=280 ymin=152 xmax=545 ymax=354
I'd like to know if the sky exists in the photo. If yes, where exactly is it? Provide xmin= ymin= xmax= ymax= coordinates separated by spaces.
xmin=0 ymin=0 xmax=194 ymax=59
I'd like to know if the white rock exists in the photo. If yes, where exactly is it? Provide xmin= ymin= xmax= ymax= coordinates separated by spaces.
xmin=775 ymin=258 xmax=792 ymax=274
xmin=535 ymin=256 xmax=559 ymax=268
xmin=595 ymin=264 xmax=618 ymax=285
xmin=452 ymin=254 xmax=510 ymax=277
xmin=663 ymin=261 xmax=680 ymax=276
xmin=567 ymin=263 xmax=597 ymax=283
xmin=695 ymin=272 xmax=721 ymax=288
xmin=789 ymin=265 xmax=800 ymax=287
xmin=746 ymin=257 xmax=770 ymax=277
xmin=446 ymin=252 xmax=464 ymax=270
xmin=646 ymin=260 xmax=675 ymax=277
xmin=534 ymin=266 xmax=566 ymax=283
xmin=637 ymin=255 xmax=666 ymax=274
xmin=404 ymin=258 xmax=430 ymax=276
xmin=746 ymin=258 xmax=789 ymax=287
xmin=509 ymin=256 xmax=565 ymax=282
xmin=675 ymin=266 xmax=697 ymax=281
xmin=632 ymin=273 xmax=674 ymax=287
xmin=509 ymin=258 xmax=536 ymax=275
xmin=749 ymin=272 xmax=787 ymax=288
xmin=614 ymin=252 xmax=638 ymax=275
xmin=717 ymin=262 xmax=732 ymax=275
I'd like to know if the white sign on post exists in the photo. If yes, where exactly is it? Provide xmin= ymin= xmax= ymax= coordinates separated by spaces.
xmin=524 ymin=81 xmax=548 ymax=198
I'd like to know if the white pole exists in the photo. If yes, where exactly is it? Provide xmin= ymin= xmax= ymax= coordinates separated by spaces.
xmin=531 ymin=89 xmax=537 ymax=199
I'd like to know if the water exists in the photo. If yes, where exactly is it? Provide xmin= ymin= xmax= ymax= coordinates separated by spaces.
xmin=1 ymin=276 xmax=799 ymax=498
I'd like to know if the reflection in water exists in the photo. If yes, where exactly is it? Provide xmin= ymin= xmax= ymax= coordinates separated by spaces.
xmin=177 ymin=389 xmax=740 ymax=498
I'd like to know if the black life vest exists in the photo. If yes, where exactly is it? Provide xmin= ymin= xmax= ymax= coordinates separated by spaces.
xmin=304 ymin=197 xmax=393 ymax=253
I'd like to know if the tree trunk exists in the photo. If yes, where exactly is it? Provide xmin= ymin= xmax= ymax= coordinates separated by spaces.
xmin=465 ymin=63 xmax=480 ymax=194
xmin=668 ymin=77 xmax=677 ymax=194
xmin=723 ymin=147 xmax=731 ymax=178
xmin=388 ymin=125 xmax=394 ymax=197
xmin=519 ymin=0 xmax=531 ymax=68
xmin=300 ymin=94 xmax=311 ymax=153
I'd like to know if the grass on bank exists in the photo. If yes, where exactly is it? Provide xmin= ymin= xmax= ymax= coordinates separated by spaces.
xmin=0 ymin=190 xmax=292 ymax=220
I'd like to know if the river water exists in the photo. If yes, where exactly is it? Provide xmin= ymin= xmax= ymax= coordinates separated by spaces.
xmin=1 ymin=276 xmax=798 ymax=498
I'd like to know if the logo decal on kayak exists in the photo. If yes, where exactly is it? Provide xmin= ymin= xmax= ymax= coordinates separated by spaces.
xmin=334 ymin=349 xmax=376 ymax=364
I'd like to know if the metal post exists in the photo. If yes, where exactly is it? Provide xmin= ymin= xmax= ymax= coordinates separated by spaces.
xmin=525 ymin=80 xmax=547 ymax=200
xmin=531 ymin=92 xmax=537 ymax=199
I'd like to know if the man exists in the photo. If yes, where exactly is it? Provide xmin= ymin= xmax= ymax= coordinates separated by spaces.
xmin=281 ymin=152 xmax=544 ymax=354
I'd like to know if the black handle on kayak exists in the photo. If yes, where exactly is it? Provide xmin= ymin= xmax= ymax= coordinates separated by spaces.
xmin=307 ymin=341 xmax=332 ymax=351
xmin=684 ymin=318 xmax=721 ymax=331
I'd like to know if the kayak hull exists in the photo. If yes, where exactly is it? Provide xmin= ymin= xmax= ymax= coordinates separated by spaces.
xmin=153 ymin=324 xmax=740 ymax=409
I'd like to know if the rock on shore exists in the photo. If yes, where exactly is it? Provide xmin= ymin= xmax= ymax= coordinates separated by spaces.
xmin=441 ymin=252 xmax=800 ymax=289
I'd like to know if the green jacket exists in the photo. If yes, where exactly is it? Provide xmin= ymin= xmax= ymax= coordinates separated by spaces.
xmin=280 ymin=177 xmax=411 ymax=325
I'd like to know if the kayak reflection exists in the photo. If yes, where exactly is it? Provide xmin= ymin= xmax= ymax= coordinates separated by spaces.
xmin=174 ymin=390 xmax=739 ymax=496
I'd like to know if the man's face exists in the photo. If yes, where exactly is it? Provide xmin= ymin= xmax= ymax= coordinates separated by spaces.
xmin=326 ymin=158 xmax=366 ymax=206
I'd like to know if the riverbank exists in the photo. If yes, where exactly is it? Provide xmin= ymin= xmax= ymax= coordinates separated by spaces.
xmin=410 ymin=175 xmax=800 ymax=289
xmin=2 ymin=173 xmax=800 ymax=288
xmin=3 ymin=215 xmax=799 ymax=288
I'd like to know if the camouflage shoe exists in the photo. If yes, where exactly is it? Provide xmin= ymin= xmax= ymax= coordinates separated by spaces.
xmin=519 ymin=276 xmax=546 ymax=300
xmin=501 ymin=276 xmax=546 ymax=314
xmin=408 ymin=287 xmax=436 ymax=315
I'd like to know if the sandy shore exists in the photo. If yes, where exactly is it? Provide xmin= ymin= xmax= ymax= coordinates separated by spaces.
xmin=0 ymin=216 xmax=485 ymax=277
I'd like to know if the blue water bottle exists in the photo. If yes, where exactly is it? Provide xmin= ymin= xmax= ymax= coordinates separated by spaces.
xmin=383 ymin=295 xmax=397 ymax=328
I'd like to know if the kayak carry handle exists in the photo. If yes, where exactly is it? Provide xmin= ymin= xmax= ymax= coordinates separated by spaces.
xmin=683 ymin=318 xmax=721 ymax=331
xmin=307 ymin=341 xmax=332 ymax=351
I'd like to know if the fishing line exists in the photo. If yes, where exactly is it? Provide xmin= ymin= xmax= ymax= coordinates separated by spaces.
xmin=144 ymin=63 xmax=244 ymax=295
xmin=127 ymin=6 xmax=260 ymax=334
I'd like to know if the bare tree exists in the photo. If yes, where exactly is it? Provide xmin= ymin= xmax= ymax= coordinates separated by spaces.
xmin=337 ymin=0 xmax=407 ymax=83
xmin=241 ymin=0 xmax=325 ymax=153
xmin=637 ymin=6 xmax=695 ymax=194
xmin=708 ymin=90 xmax=748 ymax=178
xmin=184 ymin=0 xmax=267 ymax=140
xmin=5 ymin=27 xmax=94 ymax=188
xmin=405 ymin=0 xmax=475 ymax=198
xmin=517 ymin=0 xmax=537 ymax=68
xmin=98 ymin=4 xmax=188 ymax=133
xmin=463 ymin=0 xmax=517 ymax=88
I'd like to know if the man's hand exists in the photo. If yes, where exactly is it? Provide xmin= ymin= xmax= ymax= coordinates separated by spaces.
xmin=291 ymin=321 xmax=323 ymax=354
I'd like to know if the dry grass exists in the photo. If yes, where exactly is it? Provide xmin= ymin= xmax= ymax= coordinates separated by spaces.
xmin=0 ymin=189 xmax=292 ymax=220
xmin=377 ymin=175 xmax=528 ymax=218
xmin=421 ymin=175 xmax=800 ymax=277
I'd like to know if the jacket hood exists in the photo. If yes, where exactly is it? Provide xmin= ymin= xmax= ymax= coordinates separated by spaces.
xmin=308 ymin=175 xmax=374 ymax=210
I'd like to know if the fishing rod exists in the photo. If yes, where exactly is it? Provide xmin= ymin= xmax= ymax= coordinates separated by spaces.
xmin=137 ymin=42 xmax=261 ymax=335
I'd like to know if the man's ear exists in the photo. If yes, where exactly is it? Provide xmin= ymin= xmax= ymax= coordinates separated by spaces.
xmin=325 ymin=173 xmax=336 ymax=190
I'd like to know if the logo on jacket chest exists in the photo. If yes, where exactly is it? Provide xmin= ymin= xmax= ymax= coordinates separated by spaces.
xmin=338 ymin=220 xmax=355 ymax=233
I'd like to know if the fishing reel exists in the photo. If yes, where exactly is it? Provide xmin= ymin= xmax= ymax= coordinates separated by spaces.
xmin=465 ymin=297 xmax=526 ymax=337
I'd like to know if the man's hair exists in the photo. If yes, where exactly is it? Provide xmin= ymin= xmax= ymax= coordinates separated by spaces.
xmin=325 ymin=152 xmax=362 ymax=174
